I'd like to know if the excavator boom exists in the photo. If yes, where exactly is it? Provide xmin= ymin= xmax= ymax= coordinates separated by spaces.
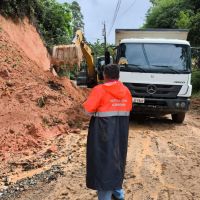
xmin=72 ymin=30 xmax=96 ymax=80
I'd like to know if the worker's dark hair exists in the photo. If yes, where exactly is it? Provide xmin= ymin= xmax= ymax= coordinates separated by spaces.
xmin=104 ymin=64 xmax=120 ymax=80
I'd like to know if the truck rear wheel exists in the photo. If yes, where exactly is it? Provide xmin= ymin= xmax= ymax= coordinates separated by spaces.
xmin=171 ymin=113 xmax=185 ymax=123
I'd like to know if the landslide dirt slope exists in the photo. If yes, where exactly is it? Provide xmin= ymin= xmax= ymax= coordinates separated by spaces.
xmin=0 ymin=28 xmax=88 ymax=164
xmin=0 ymin=16 xmax=50 ymax=71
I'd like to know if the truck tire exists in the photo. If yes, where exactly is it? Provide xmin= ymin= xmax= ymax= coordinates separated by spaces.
xmin=171 ymin=113 xmax=185 ymax=123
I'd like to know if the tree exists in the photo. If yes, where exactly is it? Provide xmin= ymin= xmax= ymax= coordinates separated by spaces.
xmin=144 ymin=0 xmax=200 ymax=46
xmin=144 ymin=0 xmax=185 ymax=29
xmin=176 ymin=11 xmax=191 ymax=29
xmin=69 ymin=1 xmax=84 ymax=37
xmin=0 ymin=0 xmax=85 ymax=50
xmin=89 ymin=39 xmax=115 ymax=61
xmin=0 ymin=0 xmax=38 ymax=20
xmin=36 ymin=0 xmax=73 ymax=50
xmin=89 ymin=39 xmax=105 ymax=58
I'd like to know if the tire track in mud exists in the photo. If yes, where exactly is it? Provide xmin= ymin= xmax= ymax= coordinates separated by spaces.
xmin=124 ymin=115 xmax=200 ymax=200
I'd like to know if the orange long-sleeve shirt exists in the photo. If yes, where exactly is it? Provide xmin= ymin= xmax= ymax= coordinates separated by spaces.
xmin=83 ymin=81 xmax=132 ymax=117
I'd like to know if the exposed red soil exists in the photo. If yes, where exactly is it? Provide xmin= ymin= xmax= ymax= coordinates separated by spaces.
xmin=0 ymin=29 xmax=89 ymax=161
xmin=0 ymin=16 xmax=50 ymax=71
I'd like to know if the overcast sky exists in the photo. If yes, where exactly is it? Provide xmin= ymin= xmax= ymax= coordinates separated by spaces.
xmin=58 ymin=0 xmax=152 ymax=43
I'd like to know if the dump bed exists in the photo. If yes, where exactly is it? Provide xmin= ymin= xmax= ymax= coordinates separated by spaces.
xmin=115 ymin=29 xmax=189 ymax=45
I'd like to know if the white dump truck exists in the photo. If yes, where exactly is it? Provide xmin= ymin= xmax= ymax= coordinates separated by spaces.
xmin=115 ymin=29 xmax=192 ymax=123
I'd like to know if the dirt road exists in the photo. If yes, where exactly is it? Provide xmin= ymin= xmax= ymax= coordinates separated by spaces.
xmin=5 ymin=109 xmax=198 ymax=200
xmin=6 ymin=108 xmax=200 ymax=200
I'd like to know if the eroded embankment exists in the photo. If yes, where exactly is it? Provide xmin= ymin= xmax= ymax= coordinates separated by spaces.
xmin=0 ymin=27 xmax=89 ymax=174
xmin=0 ymin=16 xmax=50 ymax=70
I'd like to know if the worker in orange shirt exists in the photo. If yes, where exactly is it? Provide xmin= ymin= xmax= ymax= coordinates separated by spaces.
xmin=83 ymin=64 xmax=132 ymax=200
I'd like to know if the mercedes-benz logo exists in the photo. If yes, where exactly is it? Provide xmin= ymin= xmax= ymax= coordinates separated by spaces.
xmin=147 ymin=84 xmax=157 ymax=94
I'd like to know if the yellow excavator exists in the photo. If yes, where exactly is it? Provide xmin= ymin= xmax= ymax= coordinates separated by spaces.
xmin=51 ymin=30 xmax=107 ymax=87
xmin=72 ymin=30 xmax=98 ymax=87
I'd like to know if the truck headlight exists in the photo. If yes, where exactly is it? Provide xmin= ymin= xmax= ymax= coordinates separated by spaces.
xmin=180 ymin=102 xmax=186 ymax=108
xmin=176 ymin=102 xmax=180 ymax=108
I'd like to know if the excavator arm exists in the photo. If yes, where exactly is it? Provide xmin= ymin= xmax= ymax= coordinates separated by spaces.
xmin=73 ymin=30 xmax=96 ymax=86
xmin=51 ymin=30 xmax=97 ymax=87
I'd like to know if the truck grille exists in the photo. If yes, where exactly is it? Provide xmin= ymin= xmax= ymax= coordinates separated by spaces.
xmin=124 ymin=83 xmax=182 ymax=99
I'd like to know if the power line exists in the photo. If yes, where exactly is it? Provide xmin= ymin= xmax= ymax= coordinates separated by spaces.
xmin=109 ymin=0 xmax=121 ymax=34
xmin=121 ymin=0 xmax=137 ymax=16
xmin=108 ymin=0 xmax=122 ymax=36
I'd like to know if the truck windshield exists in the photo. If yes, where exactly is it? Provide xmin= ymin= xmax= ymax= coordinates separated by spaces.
xmin=118 ymin=43 xmax=191 ymax=73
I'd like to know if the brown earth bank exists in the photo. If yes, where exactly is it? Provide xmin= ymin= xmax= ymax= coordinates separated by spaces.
xmin=0 ymin=99 xmax=199 ymax=200
xmin=0 ymin=28 xmax=89 ymax=176
xmin=0 ymin=15 xmax=50 ymax=71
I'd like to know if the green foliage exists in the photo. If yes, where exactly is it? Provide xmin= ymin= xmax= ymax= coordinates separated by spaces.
xmin=145 ymin=0 xmax=200 ymax=46
xmin=144 ymin=0 xmax=181 ymax=28
xmin=188 ymin=12 xmax=200 ymax=47
xmin=192 ymin=70 xmax=200 ymax=93
xmin=0 ymin=0 xmax=38 ymax=20
xmin=0 ymin=0 xmax=84 ymax=50
xmin=70 ymin=1 xmax=84 ymax=36
xmin=192 ymin=48 xmax=200 ymax=69
xmin=36 ymin=0 xmax=73 ymax=49
xmin=89 ymin=39 xmax=115 ymax=60
xmin=89 ymin=39 xmax=105 ymax=58
xmin=176 ymin=11 xmax=191 ymax=29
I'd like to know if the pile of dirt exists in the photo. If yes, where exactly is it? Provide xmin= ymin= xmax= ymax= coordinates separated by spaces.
xmin=0 ymin=29 xmax=89 ymax=160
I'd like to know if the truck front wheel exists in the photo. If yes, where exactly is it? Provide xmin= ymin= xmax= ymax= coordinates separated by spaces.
xmin=171 ymin=113 xmax=186 ymax=123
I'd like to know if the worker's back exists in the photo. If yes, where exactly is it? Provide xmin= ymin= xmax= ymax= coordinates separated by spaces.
xmin=83 ymin=80 xmax=132 ymax=116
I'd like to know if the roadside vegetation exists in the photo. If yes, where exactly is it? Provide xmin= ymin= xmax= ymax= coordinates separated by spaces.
xmin=192 ymin=70 xmax=200 ymax=95
xmin=191 ymin=48 xmax=200 ymax=95
xmin=89 ymin=39 xmax=115 ymax=61
xmin=0 ymin=0 xmax=84 ymax=50
xmin=144 ymin=0 xmax=200 ymax=46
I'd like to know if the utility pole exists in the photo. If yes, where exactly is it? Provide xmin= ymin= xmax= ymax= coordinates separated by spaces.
xmin=102 ymin=22 xmax=110 ymax=65
xmin=102 ymin=21 xmax=107 ymax=52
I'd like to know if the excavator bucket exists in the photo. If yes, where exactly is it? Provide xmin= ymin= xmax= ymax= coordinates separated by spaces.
xmin=51 ymin=44 xmax=83 ymax=72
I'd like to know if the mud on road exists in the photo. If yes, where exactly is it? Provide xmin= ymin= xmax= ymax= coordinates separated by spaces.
xmin=1 ymin=106 xmax=200 ymax=200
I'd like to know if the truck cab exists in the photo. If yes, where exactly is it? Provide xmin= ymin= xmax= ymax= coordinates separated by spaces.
xmin=116 ymin=33 xmax=192 ymax=123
